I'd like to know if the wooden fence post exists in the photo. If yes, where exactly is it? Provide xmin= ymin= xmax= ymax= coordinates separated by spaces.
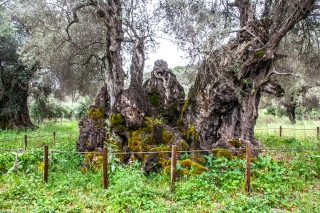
xmin=317 ymin=127 xmax=319 ymax=140
xmin=53 ymin=132 xmax=56 ymax=145
xmin=279 ymin=126 xmax=282 ymax=137
xmin=103 ymin=147 xmax=108 ymax=189
xmin=24 ymin=135 xmax=27 ymax=150
xmin=43 ymin=145 xmax=49 ymax=183
xmin=245 ymin=142 xmax=251 ymax=193
xmin=171 ymin=145 xmax=177 ymax=190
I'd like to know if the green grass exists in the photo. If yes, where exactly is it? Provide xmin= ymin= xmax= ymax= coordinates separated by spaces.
xmin=255 ymin=111 xmax=320 ymax=149
xmin=0 ymin=117 xmax=320 ymax=212
xmin=0 ymin=120 xmax=78 ymax=150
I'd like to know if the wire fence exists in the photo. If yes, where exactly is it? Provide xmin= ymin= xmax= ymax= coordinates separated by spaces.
xmin=0 ymin=126 xmax=320 ymax=147
xmin=0 ymin=132 xmax=77 ymax=143
xmin=1 ymin=127 xmax=319 ymax=192
xmin=0 ymin=131 xmax=78 ymax=150
xmin=1 ymin=144 xmax=320 ymax=192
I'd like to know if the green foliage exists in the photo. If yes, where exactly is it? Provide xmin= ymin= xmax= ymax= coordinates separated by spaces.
xmin=265 ymin=105 xmax=276 ymax=116
xmin=29 ymin=98 xmax=73 ymax=123
xmin=255 ymin=50 xmax=265 ymax=57
xmin=172 ymin=66 xmax=184 ymax=73
xmin=74 ymin=98 xmax=91 ymax=120
xmin=276 ymin=106 xmax=287 ymax=117
xmin=0 ymin=8 xmax=16 ymax=61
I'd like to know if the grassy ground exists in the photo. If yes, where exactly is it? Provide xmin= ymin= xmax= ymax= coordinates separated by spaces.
xmin=0 ymin=120 xmax=78 ymax=150
xmin=0 ymin=118 xmax=320 ymax=212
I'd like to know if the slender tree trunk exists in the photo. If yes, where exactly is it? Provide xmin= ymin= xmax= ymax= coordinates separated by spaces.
xmin=129 ymin=38 xmax=145 ymax=89
xmin=116 ymin=37 xmax=147 ymax=129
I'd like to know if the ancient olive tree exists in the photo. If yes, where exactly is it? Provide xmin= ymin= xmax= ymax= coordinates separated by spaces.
xmin=0 ymin=7 xmax=36 ymax=129
xmin=159 ymin=0 xmax=320 ymax=152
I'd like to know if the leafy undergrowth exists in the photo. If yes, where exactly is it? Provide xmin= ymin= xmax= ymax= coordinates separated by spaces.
xmin=1 ymin=151 xmax=319 ymax=212
xmin=0 ymin=121 xmax=320 ymax=212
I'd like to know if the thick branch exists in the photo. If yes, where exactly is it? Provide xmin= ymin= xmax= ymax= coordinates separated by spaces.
xmin=268 ymin=0 xmax=316 ymax=50
xmin=260 ymin=81 xmax=285 ymax=97
xmin=66 ymin=2 xmax=94 ymax=41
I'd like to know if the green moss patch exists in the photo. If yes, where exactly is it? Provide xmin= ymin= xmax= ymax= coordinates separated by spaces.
xmin=212 ymin=148 xmax=234 ymax=160
xmin=80 ymin=152 xmax=103 ymax=173
xmin=177 ymin=98 xmax=189 ymax=129
xmin=255 ymin=50 xmax=265 ymax=57
xmin=228 ymin=139 xmax=241 ymax=148
xmin=150 ymin=146 xmax=171 ymax=169
xmin=110 ymin=113 xmax=125 ymax=131
xmin=162 ymin=128 xmax=174 ymax=144
xmin=88 ymin=106 xmax=104 ymax=119
xmin=178 ymin=159 xmax=208 ymax=175
xmin=178 ymin=140 xmax=189 ymax=151
xmin=149 ymin=89 xmax=160 ymax=108
xmin=181 ymin=125 xmax=199 ymax=145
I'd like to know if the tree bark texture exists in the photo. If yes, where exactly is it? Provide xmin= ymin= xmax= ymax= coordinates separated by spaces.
xmin=77 ymin=59 xmax=186 ymax=152
xmin=116 ymin=38 xmax=147 ymax=130
xmin=284 ymin=103 xmax=297 ymax=124
xmin=144 ymin=60 xmax=185 ymax=126
xmin=0 ymin=63 xmax=35 ymax=130
xmin=76 ymin=84 xmax=110 ymax=152
xmin=104 ymin=0 xmax=124 ymax=111
xmin=180 ymin=0 xmax=316 ymax=153
xmin=77 ymin=0 xmax=317 ymax=167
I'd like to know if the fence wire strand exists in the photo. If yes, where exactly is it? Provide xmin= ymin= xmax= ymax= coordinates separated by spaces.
xmin=0 ymin=132 xmax=77 ymax=143
xmin=1 ymin=147 xmax=320 ymax=155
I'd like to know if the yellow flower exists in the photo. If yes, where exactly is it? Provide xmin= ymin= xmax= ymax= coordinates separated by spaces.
xmin=38 ymin=162 xmax=44 ymax=172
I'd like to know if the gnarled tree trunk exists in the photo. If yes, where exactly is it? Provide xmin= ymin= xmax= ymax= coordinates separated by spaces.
xmin=0 ymin=62 xmax=35 ymax=130
xmin=180 ymin=0 xmax=316 ymax=153
xmin=283 ymin=94 xmax=297 ymax=124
